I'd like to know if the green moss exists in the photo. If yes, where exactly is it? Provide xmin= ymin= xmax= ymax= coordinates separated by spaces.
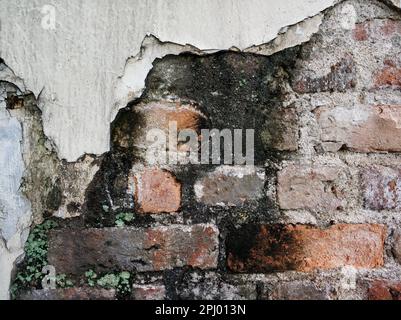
xmin=115 ymin=212 xmax=134 ymax=227
xmin=85 ymin=269 xmax=131 ymax=297
xmin=56 ymin=274 xmax=74 ymax=288
xmin=10 ymin=220 xmax=58 ymax=299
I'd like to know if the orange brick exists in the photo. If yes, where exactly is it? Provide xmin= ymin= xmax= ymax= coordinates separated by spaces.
xmin=227 ymin=224 xmax=386 ymax=273
xmin=134 ymin=168 xmax=181 ymax=214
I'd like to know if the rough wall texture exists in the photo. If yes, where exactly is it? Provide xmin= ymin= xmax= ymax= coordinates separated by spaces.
xmin=2 ymin=0 xmax=401 ymax=300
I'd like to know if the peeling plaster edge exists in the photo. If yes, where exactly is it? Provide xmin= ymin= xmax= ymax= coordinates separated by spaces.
xmin=2 ymin=0 xmax=397 ymax=165
xmin=110 ymin=7 xmax=331 ymax=131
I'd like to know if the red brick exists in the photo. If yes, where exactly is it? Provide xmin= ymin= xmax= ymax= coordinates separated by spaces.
xmin=48 ymin=224 xmax=219 ymax=274
xmin=368 ymin=280 xmax=401 ymax=300
xmin=315 ymin=105 xmax=401 ymax=153
xmin=361 ymin=165 xmax=401 ymax=210
xmin=277 ymin=164 xmax=347 ymax=211
xmin=132 ymin=284 xmax=166 ymax=300
xmin=227 ymin=224 xmax=386 ymax=273
xmin=134 ymin=168 xmax=181 ymax=214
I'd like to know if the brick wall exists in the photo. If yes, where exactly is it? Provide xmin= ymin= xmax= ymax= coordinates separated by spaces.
xmin=12 ymin=0 xmax=401 ymax=300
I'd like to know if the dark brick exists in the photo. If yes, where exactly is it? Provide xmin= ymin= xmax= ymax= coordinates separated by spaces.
xmin=48 ymin=224 xmax=219 ymax=274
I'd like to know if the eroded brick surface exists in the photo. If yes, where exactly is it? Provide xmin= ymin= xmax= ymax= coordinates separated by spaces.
xmin=261 ymin=107 xmax=299 ymax=151
xmin=266 ymin=281 xmax=330 ymax=300
xmin=227 ymin=224 xmax=386 ymax=273
xmin=315 ymin=105 xmax=401 ymax=153
xmin=292 ymin=55 xmax=356 ymax=93
xmin=277 ymin=164 xmax=347 ymax=211
xmin=112 ymin=101 xmax=205 ymax=150
xmin=392 ymin=229 xmax=401 ymax=264
xmin=353 ymin=19 xmax=401 ymax=42
xmin=134 ymin=168 xmax=181 ymax=214
xmin=368 ymin=280 xmax=401 ymax=300
xmin=48 ymin=224 xmax=219 ymax=274
xmin=195 ymin=166 xmax=265 ymax=207
xmin=361 ymin=165 xmax=401 ymax=210
xmin=132 ymin=284 xmax=166 ymax=300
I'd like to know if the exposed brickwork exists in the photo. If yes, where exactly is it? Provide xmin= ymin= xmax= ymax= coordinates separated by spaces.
xmin=315 ymin=105 xmax=401 ymax=153
xmin=361 ymin=165 xmax=401 ymax=210
xmin=48 ymin=224 xmax=219 ymax=274
xmin=12 ymin=1 xmax=401 ymax=301
xmin=277 ymin=164 xmax=347 ymax=211
xmin=227 ymin=224 xmax=385 ymax=273
xmin=368 ymin=280 xmax=401 ymax=300
xmin=134 ymin=168 xmax=181 ymax=214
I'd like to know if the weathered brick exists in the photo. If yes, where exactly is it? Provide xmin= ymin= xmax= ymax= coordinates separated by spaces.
xmin=132 ymin=284 xmax=166 ymax=300
xmin=292 ymin=55 xmax=356 ymax=93
xmin=113 ymin=101 xmax=205 ymax=150
xmin=194 ymin=166 xmax=265 ymax=206
xmin=227 ymin=224 xmax=385 ymax=273
xmin=361 ymin=165 xmax=401 ymax=210
xmin=374 ymin=59 xmax=401 ymax=89
xmin=315 ymin=105 xmax=401 ymax=153
xmin=368 ymin=280 xmax=401 ymax=300
xmin=48 ymin=224 xmax=219 ymax=274
xmin=392 ymin=228 xmax=401 ymax=264
xmin=266 ymin=281 xmax=330 ymax=300
xmin=134 ymin=168 xmax=181 ymax=214
xmin=261 ymin=107 xmax=299 ymax=151
xmin=277 ymin=164 xmax=347 ymax=211
xmin=352 ymin=23 xmax=369 ymax=41
xmin=19 ymin=288 xmax=116 ymax=300
xmin=353 ymin=19 xmax=401 ymax=42
xmin=176 ymin=272 xmax=257 ymax=300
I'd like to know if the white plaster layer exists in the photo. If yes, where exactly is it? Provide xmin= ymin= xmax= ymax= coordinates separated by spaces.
xmin=0 ymin=98 xmax=32 ymax=300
